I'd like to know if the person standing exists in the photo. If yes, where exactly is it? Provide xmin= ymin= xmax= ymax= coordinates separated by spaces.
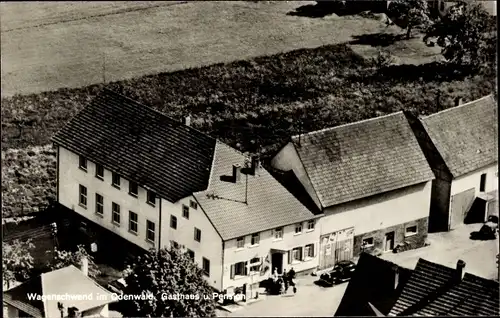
xmin=283 ymin=269 xmax=289 ymax=292
xmin=288 ymin=267 xmax=297 ymax=294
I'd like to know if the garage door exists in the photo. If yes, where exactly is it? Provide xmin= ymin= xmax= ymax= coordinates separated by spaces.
xmin=450 ymin=188 xmax=476 ymax=230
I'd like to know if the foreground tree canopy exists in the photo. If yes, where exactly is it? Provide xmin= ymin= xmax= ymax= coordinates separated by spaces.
xmin=387 ymin=0 xmax=432 ymax=39
xmin=3 ymin=239 xmax=35 ymax=289
xmin=120 ymin=246 xmax=217 ymax=317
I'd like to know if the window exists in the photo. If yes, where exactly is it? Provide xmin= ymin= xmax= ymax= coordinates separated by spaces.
xmin=95 ymin=194 xmax=104 ymax=215
xmin=249 ymin=257 xmax=261 ymax=272
xmin=112 ymin=172 xmax=120 ymax=188
xmin=305 ymin=244 xmax=315 ymax=258
xmin=170 ymin=215 xmax=177 ymax=229
xmin=234 ymin=261 xmax=246 ymax=276
xmin=79 ymin=185 xmax=87 ymax=208
xmin=251 ymin=233 xmax=260 ymax=246
xmin=274 ymin=227 xmax=283 ymax=240
xmin=362 ymin=237 xmax=374 ymax=247
xmin=146 ymin=220 xmax=155 ymax=242
xmin=405 ymin=225 xmax=418 ymax=236
xmin=295 ymin=223 xmax=302 ymax=234
xmin=202 ymin=258 xmax=210 ymax=277
xmin=95 ymin=164 xmax=104 ymax=179
xmin=236 ymin=236 xmax=245 ymax=248
xmin=129 ymin=182 xmax=138 ymax=196
xmin=307 ymin=220 xmax=315 ymax=231
xmin=186 ymin=249 xmax=195 ymax=260
xmin=129 ymin=211 xmax=138 ymax=234
xmin=79 ymin=155 xmax=87 ymax=171
xmin=147 ymin=190 xmax=156 ymax=205
xmin=182 ymin=205 xmax=189 ymax=219
xmin=112 ymin=202 xmax=120 ymax=224
xmin=292 ymin=247 xmax=303 ymax=262
xmin=480 ymin=173 xmax=487 ymax=192
xmin=194 ymin=227 xmax=201 ymax=242
xmin=190 ymin=200 xmax=198 ymax=210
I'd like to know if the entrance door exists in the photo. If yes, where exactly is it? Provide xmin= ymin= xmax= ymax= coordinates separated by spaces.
xmin=385 ymin=232 xmax=395 ymax=251
xmin=319 ymin=234 xmax=336 ymax=270
xmin=271 ymin=252 xmax=283 ymax=274
xmin=450 ymin=188 xmax=476 ymax=230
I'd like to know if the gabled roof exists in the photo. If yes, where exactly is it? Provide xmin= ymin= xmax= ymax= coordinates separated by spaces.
xmin=52 ymin=89 xmax=216 ymax=203
xmin=420 ymin=95 xmax=498 ymax=178
xmin=335 ymin=253 xmax=413 ymax=317
xmin=291 ymin=112 xmax=435 ymax=208
xmin=3 ymin=265 xmax=114 ymax=318
xmin=194 ymin=142 xmax=318 ymax=241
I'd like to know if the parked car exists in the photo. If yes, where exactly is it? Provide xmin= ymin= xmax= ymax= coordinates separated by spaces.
xmin=319 ymin=260 xmax=356 ymax=286
xmin=470 ymin=223 xmax=497 ymax=240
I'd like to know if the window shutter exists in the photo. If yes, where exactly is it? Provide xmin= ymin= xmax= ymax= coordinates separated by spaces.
xmin=313 ymin=244 xmax=317 ymax=257
xmin=230 ymin=265 xmax=235 ymax=280
xmin=288 ymin=251 xmax=292 ymax=264
xmin=300 ymin=247 xmax=305 ymax=261
xmin=244 ymin=261 xmax=248 ymax=276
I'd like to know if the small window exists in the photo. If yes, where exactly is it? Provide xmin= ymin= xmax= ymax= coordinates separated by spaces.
xmin=250 ymin=257 xmax=261 ymax=272
xmin=405 ymin=225 xmax=418 ymax=236
xmin=194 ymin=227 xmax=201 ymax=242
xmin=295 ymin=223 xmax=302 ymax=234
xmin=292 ymin=247 xmax=303 ymax=261
xmin=112 ymin=202 xmax=120 ymax=225
xmin=362 ymin=237 xmax=374 ymax=247
xmin=129 ymin=182 xmax=138 ymax=197
xmin=186 ymin=249 xmax=195 ymax=260
xmin=147 ymin=190 xmax=156 ymax=205
xmin=251 ymin=233 xmax=260 ymax=246
xmin=170 ymin=215 xmax=177 ymax=229
xmin=237 ymin=236 xmax=245 ymax=249
xmin=129 ymin=211 xmax=138 ymax=234
xmin=95 ymin=164 xmax=104 ymax=179
xmin=112 ymin=172 xmax=120 ymax=188
xmin=305 ymin=244 xmax=315 ymax=258
xmin=274 ymin=227 xmax=283 ymax=240
xmin=234 ymin=261 xmax=246 ymax=276
xmin=202 ymin=258 xmax=210 ymax=277
xmin=480 ymin=173 xmax=487 ymax=192
xmin=182 ymin=205 xmax=190 ymax=219
xmin=79 ymin=155 xmax=87 ymax=171
xmin=307 ymin=220 xmax=315 ymax=230
xmin=146 ymin=220 xmax=155 ymax=242
xmin=79 ymin=185 xmax=87 ymax=208
xmin=190 ymin=200 xmax=198 ymax=210
xmin=95 ymin=193 xmax=104 ymax=215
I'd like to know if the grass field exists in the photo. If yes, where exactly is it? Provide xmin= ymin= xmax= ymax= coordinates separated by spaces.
xmin=1 ymin=1 xmax=440 ymax=97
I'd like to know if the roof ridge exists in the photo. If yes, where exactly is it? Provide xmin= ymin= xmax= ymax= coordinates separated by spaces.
xmin=423 ymin=94 xmax=495 ymax=119
xmin=292 ymin=111 xmax=404 ymax=140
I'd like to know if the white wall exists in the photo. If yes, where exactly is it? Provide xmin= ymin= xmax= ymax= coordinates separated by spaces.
xmin=451 ymin=163 xmax=498 ymax=197
xmin=83 ymin=304 xmax=109 ymax=317
xmin=58 ymin=146 xmax=161 ymax=251
xmin=160 ymin=197 xmax=223 ymax=291
xmin=271 ymin=142 xmax=322 ymax=209
xmin=322 ymin=181 xmax=432 ymax=236
xmin=221 ymin=218 xmax=321 ymax=291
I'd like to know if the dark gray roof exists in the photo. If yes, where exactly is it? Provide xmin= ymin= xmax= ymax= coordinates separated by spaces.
xmin=421 ymin=95 xmax=498 ymax=178
xmin=291 ymin=112 xmax=435 ymax=208
xmin=52 ymin=89 xmax=216 ymax=203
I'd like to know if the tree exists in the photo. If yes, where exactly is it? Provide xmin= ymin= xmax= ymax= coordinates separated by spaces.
xmin=3 ymin=239 xmax=35 ymax=289
xmin=120 ymin=246 xmax=217 ymax=317
xmin=48 ymin=245 xmax=101 ymax=279
xmin=424 ymin=1 xmax=497 ymax=71
xmin=387 ymin=0 xmax=432 ymax=39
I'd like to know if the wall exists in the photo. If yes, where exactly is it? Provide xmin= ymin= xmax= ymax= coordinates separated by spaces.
xmin=160 ymin=197 xmax=223 ymax=291
xmin=221 ymin=218 xmax=321 ymax=291
xmin=322 ymin=181 xmax=432 ymax=237
xmin=5 ymin=305 xmax=18 ymax=318
xmin=451 ymin=163 xmax=498 ymax=197
xmin=58 ymin=146 xmax=160 ymax=251
xmin=271 ymin=142 xmax=322 ymax=209
xmin=429 ymin=178 xmax=452 ymax=233
xmin=83 ymin=305 xmax=109 ymax=317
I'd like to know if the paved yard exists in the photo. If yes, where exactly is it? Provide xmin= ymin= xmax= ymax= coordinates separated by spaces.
xmin=217 ymin=275 xmax=347 ymax=317
xmin=381 ymin=223 xmax=499 ymax=280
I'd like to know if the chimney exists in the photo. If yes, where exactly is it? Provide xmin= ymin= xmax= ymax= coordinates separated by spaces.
xmin=392 ymin=264 xmax=399 ymax=290
xmin=80 ymin=256 xmax=89 ymax=277
xmin=454 ymin=97 xmax=463 ymax=106
xmin=251 ymin=156 xmax=259 ymax=175
xmin=58 ymin=302 xmax=64 ymax=318
xmin=184 ymin=115 xmax=192 ymax=127
xmin=456 ymin=259 xmax=466 ymax=281
xmin=68 ymin=307 xmax=80 ymax=318
xmin=233 ymin=165 xmax=241 ymax=183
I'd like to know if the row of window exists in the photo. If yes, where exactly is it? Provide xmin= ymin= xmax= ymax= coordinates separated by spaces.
xmin=79 ymin=155 xmax=157 ymax=205
xmin=361 ymin=225 xmax=418 ymax=248
xmin=79 ymin=185 xmax=155 ymax=242
xmin=169 ymin=213 xmax=203 ymax=242
xmin=235 ymin=220 xmax=316 ymax=249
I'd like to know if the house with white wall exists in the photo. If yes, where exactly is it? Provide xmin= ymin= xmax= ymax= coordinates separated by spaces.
xmin=271 ymin=111 xmax=436 ymax=270
xmin=407 ymin=95 xmax=498 ymax=232
xmin=52 ymin=89 xmax=320 ymax=294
